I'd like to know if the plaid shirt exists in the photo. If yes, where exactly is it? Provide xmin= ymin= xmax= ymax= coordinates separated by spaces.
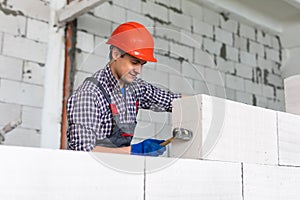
xmin=67 ymin=64 xmax=181 ymax=151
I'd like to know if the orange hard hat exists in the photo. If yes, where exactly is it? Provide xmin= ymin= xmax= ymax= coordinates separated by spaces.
xmin=106 ymin=22 xmax=157 ymax=62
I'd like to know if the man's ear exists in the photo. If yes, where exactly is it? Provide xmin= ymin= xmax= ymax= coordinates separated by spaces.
xmin=111 ymin=47 xmax=121 ymax=60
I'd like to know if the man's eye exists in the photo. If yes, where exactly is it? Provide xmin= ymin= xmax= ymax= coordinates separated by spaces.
xmin=132 ymin=61 xmax=138 ymax=65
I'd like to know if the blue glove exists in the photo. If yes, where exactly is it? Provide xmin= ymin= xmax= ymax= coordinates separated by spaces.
xmin=131 ymin=139 xmax=166 ymax=156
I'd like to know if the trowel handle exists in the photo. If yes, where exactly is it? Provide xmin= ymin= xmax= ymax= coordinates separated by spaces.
xmin=160 ymin=137 xmax=175 ymax=146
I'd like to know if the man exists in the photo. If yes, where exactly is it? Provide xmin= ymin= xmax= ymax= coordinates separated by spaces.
xmin=67 ymin=22 xmax=181 ymax=156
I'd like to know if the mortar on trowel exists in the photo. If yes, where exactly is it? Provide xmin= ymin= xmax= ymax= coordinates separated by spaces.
xmin=160 ymin=127 xmax=193 ymax=146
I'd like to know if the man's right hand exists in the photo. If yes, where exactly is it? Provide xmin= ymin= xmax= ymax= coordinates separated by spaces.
xmin=131 ymin=139 xmax=166 ymax=156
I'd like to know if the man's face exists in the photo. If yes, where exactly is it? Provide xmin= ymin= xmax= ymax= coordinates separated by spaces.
xmin=111 ymin=51 xmax=147 ymax=85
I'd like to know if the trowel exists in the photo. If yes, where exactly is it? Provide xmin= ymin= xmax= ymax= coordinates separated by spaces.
xmin=160 ymin=127 xmax=193 ymax=146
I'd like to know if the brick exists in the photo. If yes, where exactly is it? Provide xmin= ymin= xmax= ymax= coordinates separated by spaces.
xmin=271 ymin=35 xmax=280 ymax=49
xmin=139 ymin=110 xmax=170 ymax=125
xmin=240 ymin=51 xmax=256 ymax=67
xmin=245 ymin=80 xmax=262 ymax=95
xmin=155 ymin=54 xmax=181 ymax=74
xmin=94 ymin=2 xmax=126 ymax=24
xmin=203 ymin=37 xmax=222 ymax=55
xmin=21 ymin=106 xmax=42 ymax=130
xmin=194 ymin=80 xmax=209 ymax=95
xmin=142 ymin=1 xmax=169 ymax=23
xmin=6 ymin=0 xmax=50 ymax=21
xmin=249 ymin=41 xmax=264 ymax=57
xmin=262 ymin=85 xmax=275 ymax=99
xmin=284 ymin=75 xmax=300 ymax=115
xmin=0 ymin=79 xmax=44 ymax=107
xmin=255 ymin=95 xmax=267 ymax=108
xmin=172 ymin=94 xmax=278 ymax=165
xmin=0 ymin=12 xmax=26 ymax=35
xmin=182 ymin=61 xmax=205 ymax=80
xmin=226 ymin=74 xmax=245 ymax=91
xmin=204 ymin=67 xmax=225 ymax=86
xmin=76 ymin=51 xmax=107 ymax=74
xmin=169 ymin=74 xmax=194 ymax=94
xmin=266 ymin=73 xmax=283 ymax=87
xmin=266 ymin=47 xmax=280 ymax=62
xmin=236 ymin=63 xmax=253 ymax=79
xmin=0 ymin=32 xmax=2 ymax=53
xmin=169 ymin=11 xmax=191 ymax=31
xmin=236 ymin=91 xmax=252 ymax=105
xmin=77 ymin=14 xmax=111 ymax=37
xmin=4 ymin=128 xmax=41 ymax=147
xmin=206 ymin=83 xmax=228 ymax=99
xmin=170 ymin=42 xmax=193 ymax=62
xmin=94 ymin=36 xmax=110 ymax=57
xmin=141 ymin=68 xmax=168 ymax=88
xmin=23 ymin=61 xmax=45 ymax=85
xmin=239 ymin=23 xmax=255 ymax=40
xmin=278 ymin=111 xmax=300 ymax=166
xmin=182 ymin=0 xmax=203 ymax=20
xmin=267 ymin=99 xmax=282 ymax=111
xmin=126 ymin=10 xmax=153 ymax=28
xmin=0 ymin=102 xmax=21 ymax=125
xmin=73 ymin=71 xmax=91 ymax=90
xmin=146 ymin=157 xmax=242 ymax=199
xmin=192 ymin=19 xmax=213 ymax=37
xmin=76 ymin=31 xmax=94 ymax=53
xmin=220 ymin=17 xmax=238 ymax=33
xmin=257 ymin=57 xmax=273 ymax=70
xmin=276 ymin=88 xmax=284 ymax=102
xmin=215 ymin=27 xmax=233 ymax=45
xmin=203 ymin=7 xmax=220 ymax=26
xmin=180 ymin=29 xmax=202 ymax=48
xmin=194 ymin=48 xmax=215 ymax=68
xmin=226 ymin=45 xmax=239 ymax=62
xmin=244 ymin=163 xmax=300 ymax=199
xmin=233 ymin=35 xmax=247 ymax=51
xmin=154 ymin=24 xmax=181 ymax=42
xmin=27 ymin=18 xmax=49 ymax=43
xmin=257 ymin=31 xmax=272 ymax=47
xmin=114 ymin=0 xmax=142 ymax=13
xmin=216 ymin=57 xmax=236 ymax=74
xmin=0 ymin=55 xmax=23 ymax=81
xmin=153 ymin=37 xmax=169 ymax=54
xmin=3 ymin=34 xmax=47 ymax=63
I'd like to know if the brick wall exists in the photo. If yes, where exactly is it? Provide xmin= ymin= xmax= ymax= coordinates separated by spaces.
xmin=73 ymin=0 xmax=285 ymax=148
xmin=0 ymin=0 xmax=50 ymax=147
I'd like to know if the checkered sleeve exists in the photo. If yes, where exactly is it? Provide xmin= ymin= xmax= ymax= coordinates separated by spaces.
xmin=67 ymin=90 xmax=102 ymax=151
xmin=137 ymin=79 xmax=181 ymax=112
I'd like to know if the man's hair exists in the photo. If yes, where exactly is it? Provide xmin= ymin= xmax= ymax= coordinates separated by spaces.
xmin=109 ymin=45 xmax=126 ymax=60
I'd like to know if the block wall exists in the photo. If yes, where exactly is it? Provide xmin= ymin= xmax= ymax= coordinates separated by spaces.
xmin=73 ymin=0 xmax=285 ymax=149
xmin=0 ymin=0 xmax=50 ymax=147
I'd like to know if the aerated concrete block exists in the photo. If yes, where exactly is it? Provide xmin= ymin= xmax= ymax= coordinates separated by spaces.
xmin=278 ymin=111 xmax=300 ymax=166
xmin=171 ymin=94 xmax=278 ymax=165
xmin=284 ymin=75 xmax=300 ymax=115
xmin=146 ymin=157 xmax=242 ymax=200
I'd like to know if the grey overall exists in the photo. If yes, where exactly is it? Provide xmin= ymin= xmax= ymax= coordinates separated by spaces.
xmin=85 ymin=77 xmax=138 ymax=148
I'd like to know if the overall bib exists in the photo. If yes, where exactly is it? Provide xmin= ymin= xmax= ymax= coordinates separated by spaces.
xmin=85 ymin=77 xmax=138 ymax=148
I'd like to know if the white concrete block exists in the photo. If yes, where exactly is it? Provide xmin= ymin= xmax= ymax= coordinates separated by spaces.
xmin=182 ymin=61 xmax=205 ymax=80
xmin=278 ymin=111 xmax=300 ymax=166
xmin=284 ymin=75 xmax=300 ymax=115
xmin=76 ymin=51 xmax=107 ymax=74
xmin=27 ymin=18 xmax=49 ymax=43
xmin=73 ymin=71 xmax=92 ymax=90
xmin=126 ymin=10 xmax=153 ymax=28
xmin=220 ymin=17 xmax=238 ymax=33
xmin=0 ymin=32 xmax=2 ymax=53
xmin=114 ymin=0 xmax=142 ymax=13
xmin=77 ymin=14 xmax=111 ymax=37
xmin=0 ymin=12 xmax=26 ymax=35
xmin=257 ymin=57 xmax=273 ymax=71
xmin=244 ymin=163 xmax=300 ymax=200
xmin=226 ymin=45 xmax=239 ymax=62
xmin=266 ymin=47 xmax=280 ymax=63
xmin=236 ymin=91 xmax=252 ymax=105
xmin=94 ymin=36 xmax=110 ymax=57
xmin=194 ymin=80 xmax=209 ymax=95
xmin=180 ymin=29 xmax=202 ymax=48
xmin=257 ymin=31 xmax=272 ymax=47
xmin=142 ymin=68 xmax=168 ymax=88
xmin=169 ymin=11 xmax=191 ymax=30
xmin=262 ymin=85 xmax=275 ymax=99
xmin=249 ymin=41 xmax=264 ymax=57
xmin=155 ymin=54 xmax=181 ymax=74
xmin=203 ymin=37 xmax=222 ymax=55
xmin=233 ymin=35 xmax=248 ymax=52
xmin=239 ymin=23 xmax=255 ymax=40
xmin=204 ymin=67 xmax=225 ymax=86
xmin=171 ymin=95 xmax=278 ymax=165
xmin=6 ymin=0 xmax=50 ymax=21
xmin=193 ymin=19 xmax=213 ymax=37
xmin=21 ymin=106 xmax=42 ymax=130
xmin=240 ymin=51 xmax=256 ymax=67
xmin=94 ymin=2 xmax=126 ymax=24
xmin=245 ymin=80 xmax=262 ymax=96
xmin=139 ymin=109 xmax=170 ymax=126
xmin=271 ymin=36 xmax=280 ymax=49
xmin=154 ymin=37 xmax=169 ymax=54
xmin=142 ymin=1 xmax=168 ymax=22
xmin=0 ymin=79 xmax=44 ymax=107
xmin=215 ymin=27 xmax=233 ymax=46
xmin=0 ymin=55 xmax=23 ymax=81
xmin=133 ymin=120 xmax=156 ymax=139
xmin=203 ymin=7 xmax=220 ymax=26
xmin=216 ymin=57 xmax=236 ymax=74
xmin=226 ymin=74 xmax=244 ymax=91
xmin=267 ymin=74 xmax=283 ymax=87
xmin=0 ymin=102 xmax=21 ymax=125
xmin=155 ymin=24 xmax=181 ymax=42
xmin=3 ymin=34 xmax=47 ymax=63
xmin=0 ymin=146 xmax=144 ymax=199
xmin=76 ymin=31 xmax=94 ymax=53
xmin=3 ymin=128 xmax=40 ymax=147
xmin=146 ymin=157 xmax=242 ymax=200
xmin=236 ymin=63 xmax=253 ymax=80
xmin=182 ymin=0 xmax=203 ymax=20
xmin=194 ymin=48 xmax=215 ymax=68
xmin=169 ymin=74 xmax=194 ymax=95
xmin=170 ymin=42 xmax=193 ymax=62
xmin=23 ymin=61 xmax=45 ymax=85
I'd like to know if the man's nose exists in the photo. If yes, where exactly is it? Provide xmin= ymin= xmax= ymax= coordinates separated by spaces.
xmin=134 ymin=64 xmax=142 ymax=74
